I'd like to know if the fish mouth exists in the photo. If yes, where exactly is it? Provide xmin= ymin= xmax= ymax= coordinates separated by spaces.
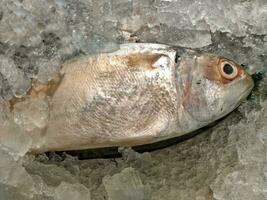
xmin=236 ymin=88 xmax=252 ymax=105
xmin=242 ymin=75 xmax=254 ymax=99
xmin=218 ymin=74 xmax=254 ymax=120
xmin=237 ymin=73 xmax=254 ymax=98
xmin=230 ymin=79 xmax=254 ymax=110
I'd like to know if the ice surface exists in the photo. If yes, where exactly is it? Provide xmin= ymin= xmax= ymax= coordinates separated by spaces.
xmin=210 ymin=101 xmax=267 ymax=200
xmin=0 ymin=55 xmax=31 ymax=97
xmin=0 ymin=98 xmax=32 ymax=159
xmin=0 ymin=122 xmax=32 ymax=159
xmin=55 ymin=182 xmax=91 ymax=200
xmin=0 ymin=149 xmax=37 ymax=198
xmin=103 ymin=167 xmax=151 ymax=200
xmin=13 ymin=94 xmax=49 ymax=132
xmin=0 ymin=0 xmax=266 ymax=200
xmin=0 ymin=97 xmax=10 ymax=122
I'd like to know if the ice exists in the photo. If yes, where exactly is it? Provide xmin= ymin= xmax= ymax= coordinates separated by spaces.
xmin=155 ymin=0 xmax=267 ymax=36
xmin=210 ymin=101 xmax=267 ymax=200
xmin=0 ymin=148 xmax=59 ymax=200
xmin=0 ymin=55 xmax=31 ymax=97
xmin=13 ymin=94 xmax=50 ymax=132
xmin=0 ymin=97 xmax=10 ymax=122
xmin=0 ymin=98 xmax=33 ymax=159
xmin=0 ymin=73 xmax=13 ymax=100
xmin=103 ymin=167 xmax=151 ymax=200
xmin=0 ymin=122 xmax=32 ymax=159
xmin=0 ymin=149 xmax=37 ymax=198
xmin=24 ymin=157 xmax=78 ymax=188
xmin=0 ymin=0 xmax=67 ymax=47
xmin=55 ymin=182 xmax=91 ymax=200
xmin=0 ymin=0 xmax=266 ymax=200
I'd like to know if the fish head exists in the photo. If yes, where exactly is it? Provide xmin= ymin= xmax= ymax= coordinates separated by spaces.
xmin=179 ymin=54 xmax=254 ymax=124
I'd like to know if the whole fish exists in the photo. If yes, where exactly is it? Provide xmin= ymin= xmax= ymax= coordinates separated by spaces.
xmin=8 ymin=43 xmax=254 ymax=153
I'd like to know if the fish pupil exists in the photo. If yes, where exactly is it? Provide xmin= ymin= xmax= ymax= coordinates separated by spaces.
xmin=223 ymin=64 xmax=233 ymax=75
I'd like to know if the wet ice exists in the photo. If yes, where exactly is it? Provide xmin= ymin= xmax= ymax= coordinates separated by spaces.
xmin=0 ymin=0 xmax=266 ymax=199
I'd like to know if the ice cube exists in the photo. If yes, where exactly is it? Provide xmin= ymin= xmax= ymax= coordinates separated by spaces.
xmin=0 ymin=55 xmax=31 ymax=97
xmin=103 ymin=167 xmax=151 ymax=200
xmin=0 ymin=122 xmax=32 ymax=159
xmin=55 ymin=182 xmax=91 ymax=200
xmin=13 ymin=94 xmax=49 ymax=132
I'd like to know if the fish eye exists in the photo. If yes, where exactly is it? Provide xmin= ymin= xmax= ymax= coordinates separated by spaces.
xmin=220 ymin=62 xmax=238 ymax=80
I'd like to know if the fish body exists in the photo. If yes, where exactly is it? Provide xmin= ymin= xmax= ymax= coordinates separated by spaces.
xmin=7 ymin=43 xmax=254 ymax=153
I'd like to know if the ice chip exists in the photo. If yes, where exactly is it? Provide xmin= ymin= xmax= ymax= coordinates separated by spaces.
xmin=103 ymin=167 xmax=151 ymax=200
xmin=0 ymin=148 xmax=36 ymax=196
xmin=13 ymin=95 xmax=49 ymax=132
xmin=55 ymin=182 xmax=91 ymax=200
xmin=0 ymin=55 xmax=31 ymax=97
xmin=0 ymin=121 xmax=32 ymax=159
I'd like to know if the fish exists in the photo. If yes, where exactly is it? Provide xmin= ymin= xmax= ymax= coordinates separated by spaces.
xmin=7 ymin=43 xmax=254 ymax=153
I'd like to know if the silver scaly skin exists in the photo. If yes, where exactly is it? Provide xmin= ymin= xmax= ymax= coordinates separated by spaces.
xmin=7 ymin=43 xmax=254 ymax=153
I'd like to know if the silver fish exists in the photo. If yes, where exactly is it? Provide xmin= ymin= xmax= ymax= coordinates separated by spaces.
xmin=8 ymin=43 xmax=254 ymax=153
